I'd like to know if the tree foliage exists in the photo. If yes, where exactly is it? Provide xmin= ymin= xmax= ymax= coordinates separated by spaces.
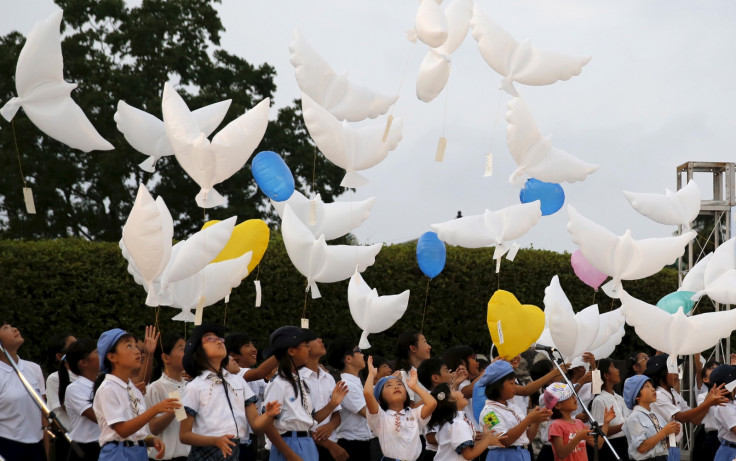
xmin=0 ymin=0 xmax=343 ymax=240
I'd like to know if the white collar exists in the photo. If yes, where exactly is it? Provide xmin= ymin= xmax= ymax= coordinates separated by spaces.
xmin=161 ymin=372 xmax=187 ymax=386
xmin=633 ymin=405 xmax=652 ymax=415
xmin=104 ymin=373 xmax=131 ymax=388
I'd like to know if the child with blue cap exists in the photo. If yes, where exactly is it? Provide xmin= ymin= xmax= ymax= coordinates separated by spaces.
xmin=707 ymin=364 xmax=736 ymax=461
xmin=621 ymin=375 xmax=678 ymax=461
xmin=92 ymin=328 xmax=180 ymax=460
xmin=475 ymin=360 xmax=551 ymax=461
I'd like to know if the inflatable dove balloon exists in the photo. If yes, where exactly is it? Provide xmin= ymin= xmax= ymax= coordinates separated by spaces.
xmin=158 ymin=217 xmax=236 ymax=291
xmin=167 ymin=251 xmax=252 ymax=311
xmin=623 ymin=180 xmax=701 ymax=227
xmin=587 ymin=308 xmax=625 ymax=359
xmin=470 ymin=6 xmax=591 ymax=96
xmin=415 ymin=0 xmax=449 ymax=48
xmin=543 ymin=276 xmax=599 ymax=362
xmin=162 ymin=82 xmax=269 ymax=208
xmin=171 ymin=307 xmax=195 ymax=323
xmin=430 ymin=201 xmax=541 ymax=249
xmin=506 ymin=97 xmax=598 ymax=185
xmin=281 ymin=205 xmax=382 ymax=298
xmin=289 ymin=30 xmax=398 ymax=122
xmin=620 ymin=289 xmax=736 ymax=356
xmin=0 ymin=10 xmax=113 ymax=152
xmin=567 ymin=205 xmax=695 ymax=298
xmin=115 ymin=98 xmax=231 ymax=172
xmin=121 ymin=185 xmax=173 ymax=306
xmin=348 ymin=272 xmax=410 ymax=349
xmin=301 ymin=93 xmax=403 ymax=188
xmin=416 ymin=0 xmax=473 ymax=103
xmin=703 ymin=237 xmax=736 ymax=305
xmin=271 ymin=190 xmax=375 ymax=240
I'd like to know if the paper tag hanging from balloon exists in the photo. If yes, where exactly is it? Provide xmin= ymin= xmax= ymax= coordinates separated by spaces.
xmin=495 ymin=258 xmax=501 ymax=273
xmin=484 ymin=153 xmax=493 ymax=177
xmin=591 ymin=369 xmax=602 ymax=395
xmin=506 ymin=243 xmax=521 ymax=261
xmin=168 ymin=390 xmax=187 ymax=421
xmin=435 ymin=137 xmax=447 ymax=162
xmin=308 ymin=198 xmax=317 ymax=226
xmin=496 ymin=320 xmax=504 ymax=344
xmin=668 ymin=433 xmax=676 ymax=447
xmin=194 ymin=297 xmax=206 ymax=326
xmin=254 ymin=280 xmax=262 ymax=307
xmin=382 ymin=115 xmax=394 ymax=142
xmin=301 ymin=318 xmax=309 ymax=329
xmin=23 ymin=187 xmax=36 ymax=214
xmin=667 ymin=355 xmax=679 ymax=374
xmin=224 ymin=294 xmax=230 ymax=304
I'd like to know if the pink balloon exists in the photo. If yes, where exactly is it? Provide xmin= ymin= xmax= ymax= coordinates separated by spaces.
xmin=571 ymin=249 xmax=608 ymax=291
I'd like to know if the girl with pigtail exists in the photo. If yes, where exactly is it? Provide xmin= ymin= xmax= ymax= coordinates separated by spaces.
xmin=62 ymin=338 xmax=101 ymax=461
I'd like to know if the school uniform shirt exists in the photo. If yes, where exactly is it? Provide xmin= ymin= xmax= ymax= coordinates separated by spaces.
xmin=181 ymin=370 xmax=256 ymax=440
xmin=571 ymin=383 xmax=593 ymax=419
xmin=537 ymin=395 xmax=551 ymax=446
xmin=366 ymin=405 xmax=429 ymax=460
xmin=649 ymin=386 xmax=688 ymax=443
xmin=0 ymin=357 xmax=46 ymax=443
xmin=424 ymin=423 xmax=439 ymax=452
xmin=479 ymin=400 xmax=530 ymax=448
xmin=65 ymin=376 xmax=99 ymax=444
xmin=622 ymin=405 xmax=668 ymax=460
xmin=93 ymin=374 xmax=150 ymax=445
xmin=590 ymin=390 xmax=630 ymax=439
xmin=548 ymin=418 xmax=587 ymax=461
xmin=696 ymin=391 xmax=718 ymax=432
xmin=435 ymin=412 xmax=475 ymax=461
xmin=338 ymin=373 xmax=372 ymax=441
xmin=299 ymin=366 xmax=341 ymax=442
xmin=509 ymin=379 xmax=530 ymax=417
xmin=46 ymin=369 xmax=78 ymax=431
xmin=145 ymin=373 xmax=190 ymax=459
xmin=263 ymin=373 xmax=316 ymax=433
xmin=459 ymin=379 xmax=480 ymax=431
xmin=713 ymin=400 xmax=736 ymax=443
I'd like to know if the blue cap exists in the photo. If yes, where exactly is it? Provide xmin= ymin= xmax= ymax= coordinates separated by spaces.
xmin=97 ymin=328 xmax=127 ymax=373
xmin=623 ymin=375 xmax=651 ymax=410
xmin=477 ymin=360 xmax=514 ymax=387
xmin=710 ymin=364 xmax=736 ymax=388
xmin=373 ymin=376 xmax=400 ymax=402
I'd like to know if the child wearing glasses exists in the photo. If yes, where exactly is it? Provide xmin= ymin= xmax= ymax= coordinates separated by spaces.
xmin=180 ymin=324 xmax=281 ymax=460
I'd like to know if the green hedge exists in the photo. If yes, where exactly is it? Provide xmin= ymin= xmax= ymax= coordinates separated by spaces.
xmin=0 ymin=237 xmax=685 ymax=372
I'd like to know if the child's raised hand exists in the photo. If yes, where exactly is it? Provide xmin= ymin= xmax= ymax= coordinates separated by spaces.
xmin=330 ymin=380 xmax=349 ymax=406
xmin=706 ymin=383 xmax=730 ymax=406
xmin=407 ymin=368 xmax=419 ymax=390
xmin=143 ymin=325 xmax=159 ymax=355
xmin=214 ymin=435 xmax=236 ymax=457
xmin=264 ymin=400 xmax=282 ymax=417
xmin=604 ymin=405 xmax=616 ymax=423
xmin=153 ymin=397 xmax=181 ymax=414
xmin=582 ymin=352 xmax=597 ymax=369
xmin=480 ymin=430 xmax=506 ymax=448
xmin=527 ymin=406 xmax=552 ymax=423
xmin=366 ymin=356 xmax=377 ymax=378
xmin=451 ymin=365 xmax=468 ymax=388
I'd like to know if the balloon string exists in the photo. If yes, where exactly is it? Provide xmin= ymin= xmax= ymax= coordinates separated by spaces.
xmin=255 ymin=264 xmax=260 ymax=281
xmin=301 ymin=282 xmax=309 ymax=320
xmin=223 ymin=301 xmax=228 ymax=326
xmin=11 ymin=121 xmax=27 ymax=188
xmin=389 ymin=41 xmax=416 ymax=116
xmin=592 ymin=290 xmax=596 ymax=305
xmin=154 ymin=306 xmax=162 ymax=352
xmin=311 ymin=146 xmax=317 ymax=196
xmin=420 ymin=278 xmax=431 ymax=333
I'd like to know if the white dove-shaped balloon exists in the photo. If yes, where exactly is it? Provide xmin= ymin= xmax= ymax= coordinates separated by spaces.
xmin=620 ymin=289 xmax=736 ymax=356
xmin=414 ymin=0 xmax=449 ymax=48
xmin=416 ymin=0 xmax=473 ymax=103
xmin=587 ymin=308 xmax=626 ymax=359
xmin=162 ymin=82 xmax=269 ymax=208
xmin=281 ymin=205 xmax=382 ymax=299
xmin=270 ymin=190 xmax=375 ymax=240
xmin=430 ymin=201 xmax=542 ymax=249
xmin=289 ymin=30 xmax=398 ymax=122
xmin=0 ymin=10 xmax=113 ymax=152
xmin=348 ymin=272 xmax=410 ymax=349
xmin=301 ymin=93 xmax=403 ymax=188
xmin=623 ymin=180 xmax=701 ymax=228
xmin=679 ymin=252 xmax=712 ymax=300
xmin=543 ymin=276 xmax=600 ymax=362
xmin=121 ymin=185 xmax=173 ymax=304
xmin=702 ymin=237 xmax=736 ymax=305
xmin=115 ymin=97 xmax=231 ymax=172
xmin=506 ymin=96 xmax=598 ymax=185
xmin=171 ymin=307 xmax=196 ymax=323
xmin=567 ymin=205 xmax=695 ymax=298
xmin=469 ymin=6 xmax=591 ymax=97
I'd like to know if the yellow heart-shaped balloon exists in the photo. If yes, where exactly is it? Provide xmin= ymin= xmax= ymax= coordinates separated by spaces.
xmin=487 ymin=290 xmax=545 ymax=359
xmin=202 ymin=219 xmax=270 ymax=274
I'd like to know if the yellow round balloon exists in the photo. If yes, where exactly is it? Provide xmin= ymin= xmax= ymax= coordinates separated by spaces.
xmin=487 ymin=290 xmax=545 ymax=359
xmin=202 ymin=219 xmax=270 ymax=275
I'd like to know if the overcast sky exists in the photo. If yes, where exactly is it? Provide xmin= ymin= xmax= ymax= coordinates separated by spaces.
xmin=3 ymin=0 xmax=735 ymax=253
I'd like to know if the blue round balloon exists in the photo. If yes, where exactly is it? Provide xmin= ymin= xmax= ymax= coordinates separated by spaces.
xmin=416 ymin=231 xmax=446 ymax=279
xmin=656 ymin=291 xmax=696 ymax=315
xmin=251 ymin=151 xmax=295 ymax=202
xmin=519 ymin=178 xmax=565 ymax=216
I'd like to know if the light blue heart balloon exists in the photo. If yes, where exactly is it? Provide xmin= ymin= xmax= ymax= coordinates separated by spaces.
xmin=656 ymin=291 xmax=696 ymax=315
